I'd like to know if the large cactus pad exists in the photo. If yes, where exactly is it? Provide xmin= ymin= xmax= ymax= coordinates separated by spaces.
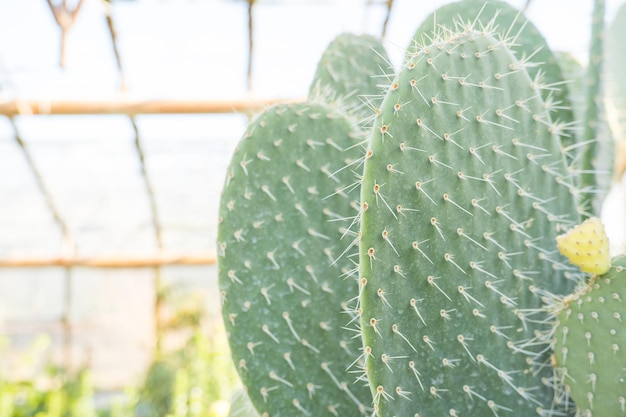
xmin=553 ymin=256 xmax=626 ymax=416
xmin=218 ymin=102 xmax=371 ymax=416
xmin=359 ymin=28 xmax=580 ymax=417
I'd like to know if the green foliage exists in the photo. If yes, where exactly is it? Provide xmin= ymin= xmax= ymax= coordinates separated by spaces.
xmin=0 ymin=286 xmax=236 ymax=417
xmin=133 ymin=289 xmax=238 ymax=417
xmin=0 ymin=366 xmax=96 ymax=417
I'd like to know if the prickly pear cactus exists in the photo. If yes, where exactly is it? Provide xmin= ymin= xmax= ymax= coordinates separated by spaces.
xmin=309 ymin=33 xmax=391 ymax=121
xmin=552 ymin=256 xmax=626 ymax=416
xmin=579 ymin=0 xmax=609 ymax=216
xmin=359 ymin=27 xmax=580 ymax=417
xmin=408 ymin=0 xmax=577 ymax=152
xmin=554 ymin=51 xmax=586 ymax=124
xmin=217 ymin=102 xmax=371 ymax=416
xmin=606 ymin=1 xmax=626 ymax=145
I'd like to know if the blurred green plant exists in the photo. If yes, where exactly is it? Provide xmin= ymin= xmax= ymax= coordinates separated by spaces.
xmin=0 ymin=283 xmax=237 ymax=417
xmin=133 ymin=328 xmax=237 ymax=417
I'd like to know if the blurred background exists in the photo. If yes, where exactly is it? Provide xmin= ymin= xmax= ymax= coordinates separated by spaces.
xmin=0 ymin=0 xmax=624 ymax=416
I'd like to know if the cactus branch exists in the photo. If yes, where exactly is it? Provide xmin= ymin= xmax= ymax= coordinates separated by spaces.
xmin=580 ymin=0 xmax=606 ymax=216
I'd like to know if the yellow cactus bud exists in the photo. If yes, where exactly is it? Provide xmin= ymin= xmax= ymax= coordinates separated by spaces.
xmin=556 ymin=217 xmax=611 ymax=275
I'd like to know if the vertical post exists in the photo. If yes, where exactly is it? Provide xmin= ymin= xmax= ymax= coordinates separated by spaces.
xmin=381 ymin=0 xmax=394 ymax=39
xmin=45 ymin=0 xmax=85 ymax=68
xmin=523 ymin=0 xmax=533 ymax=13
xmin=103 ymin=2 xmax=165 ymax=356
xmin=103 ymin=0 xmax=127 ymax=91
xmin=247 ymin=0 xmax=256 ymax=92
xmin=62 ymin=267 xmax=73 ymax=370
xmin=9 ymin=117 xmax=75 ymax=370
xmin=129 ymin=119 xmax=166 ymax=355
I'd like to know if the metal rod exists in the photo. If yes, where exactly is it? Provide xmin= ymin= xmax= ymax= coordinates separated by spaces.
xmin=247 ymin=0 xmax=256 ymax=92
xmin=45 ymin=0 xmax=85 ymax=67
xmin=381 ymin=0 xmax=394 ymax=39
xmin=62 ymin=268 xmax=73 ymax=371
xmin=103 ymin=0 xmax=126 ymax=91
xmin=102 ymin=1 xmax=167 ymax=355
xmin=9 ymin=114 xmax=77 ymax=372
xmin=0 ymin=97 xmax=296 ymax=116
xmin=8 ymin=118 xmax=71 ymax=239
xmin=0 ymin=254 xmax=216 ymax=268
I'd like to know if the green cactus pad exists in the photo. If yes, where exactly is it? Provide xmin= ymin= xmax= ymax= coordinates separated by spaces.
xmin=554 ymin=51 xmax=585 ymax=124
xmin=309 ymin=33 xmax=391 ymax=122
xmin=553 ymin=256 xmax=626 ymax=416
xmin=407 ymin=0 xmax=577 ymax=154
xmin=359 ymin=29 xmax=579 ymax=417
xmin=606 ymin=2 xmax=626 ymax=146
xmin=217 ymin=102 xmax=371 ymax=417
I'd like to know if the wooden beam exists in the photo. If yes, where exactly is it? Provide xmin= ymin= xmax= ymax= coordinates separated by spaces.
xmin=0 ymin=253 xmax=216 ymax=268
xmin=0 ymin=97 xmax=298 ymax=116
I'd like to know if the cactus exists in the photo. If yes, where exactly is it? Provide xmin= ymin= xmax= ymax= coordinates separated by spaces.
xmin=216 ymin=2 xmax=625 ymax=416
xmin=606 ymin=1 xmax=626 ymax=145
xmin=579 ymin=0 xmax=607 ymax=216
xmin=308 ymin=33 xmax=391 ymax=122
xmin=552 ymin=255 xmax=626 ymax=416
xmin=406 ymin=0 xmax=577 ymax=153
xmin=217 ymin=101 xmax=372 ymax=417
xmin=554 ymin=51 xmax=586 ymax=125
xmin=358 ymin=22 xmax=580 ymax=417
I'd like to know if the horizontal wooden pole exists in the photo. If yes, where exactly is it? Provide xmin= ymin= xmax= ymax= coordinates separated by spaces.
xmin=0 ymin=253 xmax=216 ymax=268
xmin=0 ymin=97 xmax=299 ymax=116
